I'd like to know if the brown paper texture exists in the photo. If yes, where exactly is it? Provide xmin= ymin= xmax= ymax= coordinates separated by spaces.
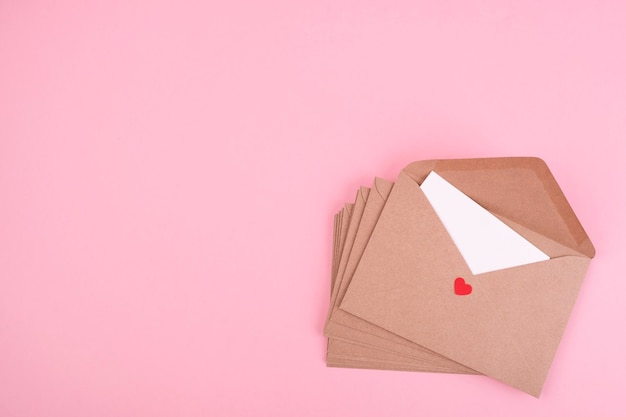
xmin=326 ymin=178 xmax=477 ymax=372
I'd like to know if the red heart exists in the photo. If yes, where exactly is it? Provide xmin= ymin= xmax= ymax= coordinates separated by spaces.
xmin=454 ymin=277 xmax=472 ymax=296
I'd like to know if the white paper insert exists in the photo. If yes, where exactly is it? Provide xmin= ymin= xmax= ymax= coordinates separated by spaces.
xmin=420 ymin=171 xmax=550 ymax=275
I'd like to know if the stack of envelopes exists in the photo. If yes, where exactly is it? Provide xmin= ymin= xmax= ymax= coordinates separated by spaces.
xmin=325 ymin=157 xmax=595 ymax=397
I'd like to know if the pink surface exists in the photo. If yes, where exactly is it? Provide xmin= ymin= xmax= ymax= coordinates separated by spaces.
xmin=1 ymin=1 xmax=625 ymax=415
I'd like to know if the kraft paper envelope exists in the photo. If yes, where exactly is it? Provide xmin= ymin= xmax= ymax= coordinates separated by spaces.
xmin=339 ymin=157 xmax=595 ymax=397
xmin=327 ymin=187 xmax=370 ymax=319
xmin=332 ymin=204 xmax=353 ymax=289
xmin=327 ymin=199 xmax=472 ymax=373
xmin=326 ymin=178 xmax=477 ymax=373
xmin=328 ymin=211 xmax=465 ymax=373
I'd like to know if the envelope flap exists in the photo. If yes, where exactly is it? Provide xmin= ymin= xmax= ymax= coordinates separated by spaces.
xmin=495 ymin=214 xmax=589 ymax=258
xmin=340 ymin=172 xmax=471 ymax=300
xmin=373 ymin=176 xmax=394 ymax=199
xmin=402 ymin=158 xmax=595 ymax=258
xmin=327 ymin=188 xmax=370 ymax=325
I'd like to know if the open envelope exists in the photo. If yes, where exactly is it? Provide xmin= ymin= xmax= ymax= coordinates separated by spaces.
xmin=339 ymin=157 xmax=595 ymax=397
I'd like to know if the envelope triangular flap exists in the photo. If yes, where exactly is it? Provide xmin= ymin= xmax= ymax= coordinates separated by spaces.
xmin=340 ymin=171 xmax=472 ymax=301
xmin=374 ymin=176 xmax=394 ymax=199
xmin=328 ymin=187 xmax=370 ymax=317
xmin=402 ymin=157 xmax=595 ymax=258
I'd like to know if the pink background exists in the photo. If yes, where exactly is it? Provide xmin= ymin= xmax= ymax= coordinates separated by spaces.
xmin=1 ymin=1 xmax=625 ymax=415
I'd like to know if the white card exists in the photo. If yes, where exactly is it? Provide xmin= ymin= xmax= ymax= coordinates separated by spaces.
xmin=420 ymin=171 xmax=550 ymax=275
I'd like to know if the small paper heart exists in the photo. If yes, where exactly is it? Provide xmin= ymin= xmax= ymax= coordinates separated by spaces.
xmin=454 ymin=277 xmax=472 ymax=296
